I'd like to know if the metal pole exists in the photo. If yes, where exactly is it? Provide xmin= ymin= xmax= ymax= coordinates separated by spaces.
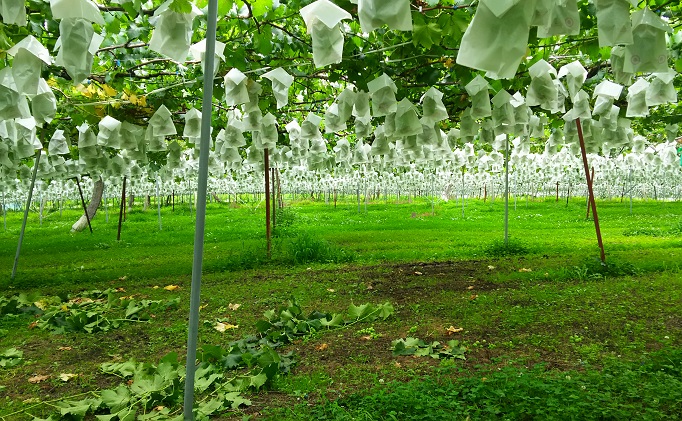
xmin=184 ymin=0 xmax=218 ymax=418
xmin=629 ymin=169 xmax=633 ymax=215
xmin=264 ymin=149 xmax=271 ymax=258
xmin=504 ymin=135 xmax=509 ymax=246
xmin=75 ymin=177 xmax=93 ymax=234
xmin=117 ymin=177 xmax=126 ymax=241
xmin=104 ymin=184 xmax=109 ymax=223
xmin=2 ymin=191 xmax=6 ymax=231
xmin=576 ymin=119 xmax=606 ymax=263
xmin=156 ymin=178 xmax=162 ymax=231
xmin=12 ymin=150 xmax=41 ymax=280
xmin=461 ymin=169 xmax=465 ymax=218
xmin=271 ymin=168 xmax=276 ymax=230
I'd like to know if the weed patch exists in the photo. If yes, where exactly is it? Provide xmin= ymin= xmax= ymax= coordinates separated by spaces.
xmin=287 ymin=233 xmax=355 ymax=264
xmin=483 ymin=238 xmax=530 ymax=257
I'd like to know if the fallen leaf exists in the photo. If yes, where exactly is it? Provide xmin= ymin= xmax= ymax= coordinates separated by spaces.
xmin=326 ymin=289 xmax=336 ymax=293
xmin=360 ymin=335 xmax=373 ymax=341
xmin=28 ymin=374 xmax=50 ymax=384
xmin=152 ymin=286 xmax=160 ymax=289
xmin=467 ymin=285 xmax=475 ymax=290
xmin=164 ymin=285 xmax=180 ymax=291
xmin=366 ymin=284 xmax=374 ymax=290
xmin=214 ymin=322 xmax=238 ymax=332
xmin=518 ymin=268 xmax=532 ymax=272
xmin=115 ymin=287 xmax=126 ymax=292
xmin=487 ymin=265 xmax=496 ymax=270
xmin=59 ymin=373 xmax=77 ymax=382
xmin=58 ymin=346 xmax=72 ymax=351
xmin=199 ymin=304 xmax=208 ymax=310
xmin=394 ymin=362 xmax=402 ymax=368
xmin=28 ymin=321 xmax=38 ymax=329
xmin=414 ymin=271 xmax=423 ymax=275
xmin=316 ymin=343 xmax=329 ymax=351
xmin=118 ymin=276 xmax=127 ymax=281
xmin=153 ymin=406 xmax=166 ymax=411
xmin=469 ymin=294 xmax=479 ymax=300
xmin=446 ymin=326 xmax=464 ymax=335
xmin=228 ymin=303 xmax=241 ymax=311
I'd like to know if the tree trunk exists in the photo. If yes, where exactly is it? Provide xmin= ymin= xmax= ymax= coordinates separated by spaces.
xmin=71 ymin=177 xmax=104 ymax=232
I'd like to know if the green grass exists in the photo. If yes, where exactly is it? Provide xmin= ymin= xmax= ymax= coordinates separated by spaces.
xmin=0 ymin=195 xmax=681 ymax=419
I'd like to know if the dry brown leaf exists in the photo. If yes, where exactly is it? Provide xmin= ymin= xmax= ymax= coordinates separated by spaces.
xmin=366 ymin=284 xmax=374 ymax=290
xmin=153 ymin=406 xmax=166 ymax=411
xmin=118 ymin=276 xmax=127 ymax=281
xmin=228 ymin=303 xmax=241 ymax=311
xmin=164 ymin=285 xmax=180 ymax=291
xmin=58 ymin=346 xmax=72 ymax=351
xmin=518 ymin=268 xmax=532 ymax=272
xmin=28 ymin=374 xmax=50 ymax=384
xmin=467 ymin=285 xmax=475 ymax=290
xmin=326 ymin=288 xmax=336 ymax=293
xmin=446 ymin=326 xmax=464 ymax=335
xmin=59 ymin=373 xmax=77 ymax=382
xmin=115 ymin=287 xmax=126 ymax=292
xmin=199 ymin=304 xmax=208 ymax=310
xmin=360 ymin=335 xmax=373 ymax=341
xmin=316 ymin=343 xmax=329 ymax=351
xmin=414 ymin=271 xmax=423 ymax=275
xmin=469 ymin=294 xmax=479 ymax=300
xmin=152 ymin=285 xmax=160 ymax=289
xmin=28 ymin=321 xmax=38 ymax=329
xmin=394 ymin=362 xmax=402 ymax=368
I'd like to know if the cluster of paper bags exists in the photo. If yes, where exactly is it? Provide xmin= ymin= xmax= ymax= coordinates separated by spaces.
xmin=1 ymin=0 xmax=681 ymax=185
xmin=456 ymin=0 xmax=671 ymax=80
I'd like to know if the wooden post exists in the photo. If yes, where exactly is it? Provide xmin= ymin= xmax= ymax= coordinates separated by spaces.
xmin=576 ymin=119 xmax=606 ymax=263
xmin=75 ymin=177 xmax=93 ymax=234
xmin=117 ymin=176 xmax=126 ymax=241
xmin=264 ymin=149 xmax=271 ymax=258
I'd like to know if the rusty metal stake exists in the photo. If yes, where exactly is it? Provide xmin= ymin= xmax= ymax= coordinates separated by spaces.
xmin=576 ymin=118 xmax=606 ymax=263
xmin=75 ymin=177 xmax=93 ymax=234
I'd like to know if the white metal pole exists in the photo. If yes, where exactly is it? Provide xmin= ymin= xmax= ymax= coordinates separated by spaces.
xmin=504 ymin=135 xmax=509 ymax=246
xmin=156 ymin=177 xmax=162 ymax=231
xmin=183 ymin=0 xmax=218 ymax=418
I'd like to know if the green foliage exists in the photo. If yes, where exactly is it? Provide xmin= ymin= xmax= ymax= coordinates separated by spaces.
xmin=29 ymin=298 xmax=395 ymax=420
xmin=0 ymin=347 xmax=23 ymax=368
xmin=256 ymin=298 xmax=394 ymax=345
xmin=482 ymin=238 xmax=530 ymax=257
xmin=0 ymin=289 xmax=179 ymax=334
xmin=287 ymin=233 xmax=355 ymax=265
xmin=304 ymin=347 xmax=682 ymax=420
xmin=391 ymin=337 xmax=466 ymax=360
